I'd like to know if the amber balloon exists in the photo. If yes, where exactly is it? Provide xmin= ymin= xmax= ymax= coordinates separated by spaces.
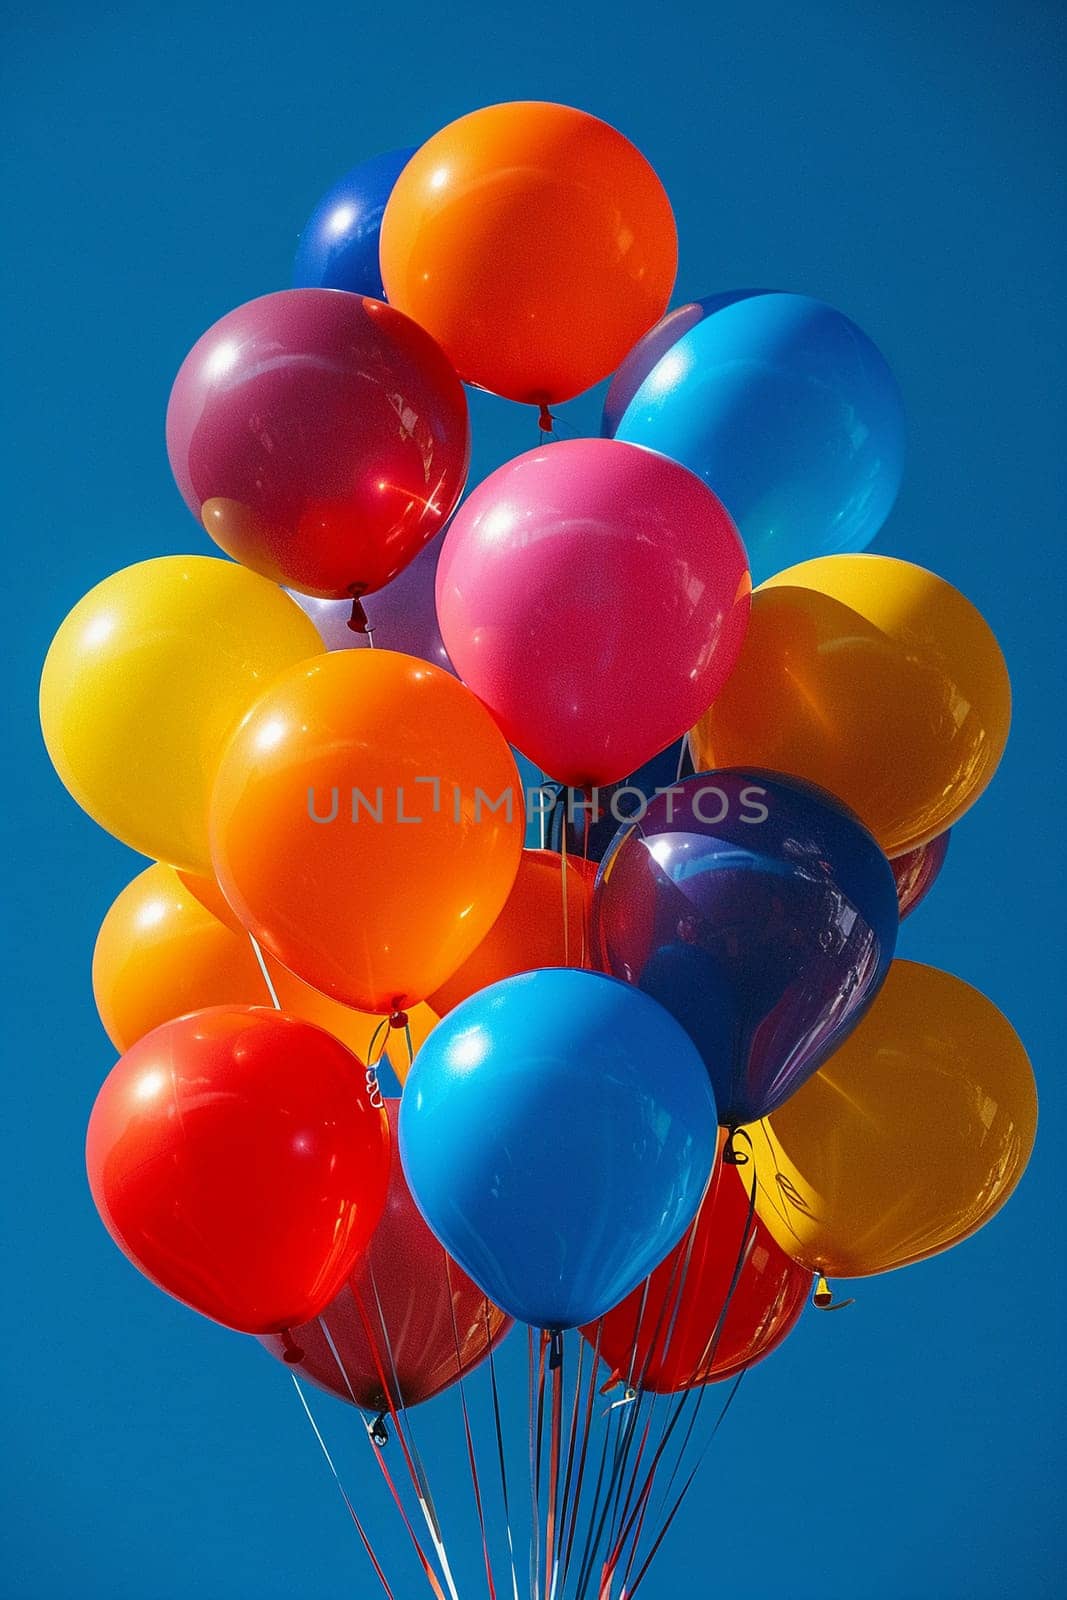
xmin=749 ymin=961 xmax=1037 ymax=1279
xmin=430 ymin=849 xmax=596 ymax=1015
xmin=92 ymin=863 xmax=437 ymax=1068
xmin=691 ymin=555 xmax=1011 ymax=857
xmin=584 ymin=1157 xmax=810 ymax=1393
xmin=379 ymin=101 xmax=677 ymax=405
xmin=210 ymin=650 xmax=524 ymax=1012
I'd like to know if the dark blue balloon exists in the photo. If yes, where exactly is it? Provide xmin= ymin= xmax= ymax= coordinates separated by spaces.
xmin=593 ymin=770 xmax=899 ymax=1128
xmin=604 ymin=291 xmax=905 ymax=583
xmin=399 ymin=969 xmax=717 ymax=1330
xmin=293 ymin=148 xmax=417 ymax=301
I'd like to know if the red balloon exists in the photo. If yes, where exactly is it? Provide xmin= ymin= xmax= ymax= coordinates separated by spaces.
xmin=259 ymin=1103 xmax=512 ymax=1409
xmin=582 ymin=1159 xmax=810 ymax=1392
xmin=86 ymin=1007 xmax=390 ymax=1335
xmin=892 ymin=829 xmax=951 ymax=920
xmin=166 ymin=289 xmax=470 ymax=601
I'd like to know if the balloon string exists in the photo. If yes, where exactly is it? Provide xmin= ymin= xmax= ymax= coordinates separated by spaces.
xmin=561 ymin=813 xmax=571 ymax=968
xmin=484 ymin=1309 xmax=522 ymax=1600
xmin=544 ymin=1333 xmax=565 ymax=1597
xmin=289 ymin=1374 xmax=397 ymax=1599
xmin=673 ymin=734 xmax=690 ymax=785
xmin=552 ymin=1329 xmax=587 ymax=1594
xmin=580 ymin=797 xmax=592 ymax=969
xmin=528 ymin=1327 xmax=545 ymax=1600
xmin=442 ymin=1258 xmax=497 ymax=1600
xmin=558 ymin=1320 xmax=604 ymax=1596
xmin=248 ymin=934 xmax=281 ymax=1009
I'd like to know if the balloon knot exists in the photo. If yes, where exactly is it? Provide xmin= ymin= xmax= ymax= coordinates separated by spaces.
xmin=548 ymin=1330 xmax=564 ymax=1370
xmin=280 ymin=1330 xmax=305 ymax=1365
xmin=537 ymin=402 xmax=557 ymax=435
xmin=813 ymin=1274 xmax=856 ymax=1312
xmin=388 ymin=1006 xmax=409 ymax=1030
xmin=370 ymin=1413 xmax=390 ymax=1447
xmin=722 ymin=1128 xmax=752 ymax=1166
xmin=599 ymin=1370 xmax=623 ymax=1397
xmin=347 ymin=587 xmax=370 ymax=634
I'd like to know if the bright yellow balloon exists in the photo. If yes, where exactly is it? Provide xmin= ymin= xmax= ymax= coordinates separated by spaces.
xmin=92 ymin=862 xmax=437 ymax=1076
xmin=39 ymin=556 xmax=323 ymax=873
xmin=692 ymin=554 xmax=1011 ymax=857
xmin=749 ymin=960 xmax=1037 ymax=1279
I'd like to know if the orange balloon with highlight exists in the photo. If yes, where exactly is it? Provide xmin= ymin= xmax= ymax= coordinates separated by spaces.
xmin=92 ymin=863 xmax=437 ymax=1072
xmin=430 ymin=849 xmax=596 ymax=1015
xmin=380 ymin=102 xmax=678 ymax=405
xmin=209 ymin=650 xmax=524 ymax=1013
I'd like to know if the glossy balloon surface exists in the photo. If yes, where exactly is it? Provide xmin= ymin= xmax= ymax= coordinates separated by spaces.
xmin=400 ymin=969 xmax=718 ymax=1329
xmin=293 ymin=148 xmax=416 ymax=300
xmin=594 ymin=771 xmax=898 ymax=1127
xmin=86 ymin=1007 xmax=391 ymax=1333
xmin=259 ymin=1103 xmax=511 ymax=1410
xmin=891 ymin=830 xmax=951 ymax=920
xmin=380 ymin=101 xmax=677 ymax=404
xmin=606 ymin=292 xmax=905 ymax=583
xmin=750 ymin=961 xmax=1038 ymax=1278
xmin=436 ymin=439 xmax=750 ymax=788
xmin=39 ymin=556 xmax=322 ymax=873
xmin=692 ymin=555 xmax=1011 ymax=857
xmin=92 ymin=862 xmax=437 ymax=1068
xmin=585 ymin=1157 xmax=810 ymax=1392
xmin=210 ymin=650 xmax=524 ymax=1012
xmin=166 ymin=289 xmax=469 ymax=598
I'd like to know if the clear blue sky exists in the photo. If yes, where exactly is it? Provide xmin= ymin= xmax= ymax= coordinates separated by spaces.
xmin=4 ymin=3 xmax=1064 ymax=1596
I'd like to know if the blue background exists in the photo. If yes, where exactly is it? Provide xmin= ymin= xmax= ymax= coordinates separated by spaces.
xmin=3 ymin=2 xmax=1064 ymax=1596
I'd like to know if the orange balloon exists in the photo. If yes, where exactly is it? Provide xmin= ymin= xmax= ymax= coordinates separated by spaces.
xmin=430 ymin=848 xmax=596 ymax=1015
xmin=210 ymin=650 xmax=524 ymax=1013
xmin=380 ymin=102 xmax=678 ymax=405
xmin=92 ymin=863 xmax=438 ymax=1071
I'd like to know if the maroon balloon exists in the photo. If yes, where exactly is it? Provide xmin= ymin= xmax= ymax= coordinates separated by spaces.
xmin=583 ymin=1157 xmax=810 ymax=1394
xmin=166 ymin=289 xmax=470 ymax=602
xmin=891 ymin=830 xmax=951 ymax=920
xmin=258 ymin=1102 xmax=511 ymax=1410
xmin=290 ymin=535 xmax=454 ymax=672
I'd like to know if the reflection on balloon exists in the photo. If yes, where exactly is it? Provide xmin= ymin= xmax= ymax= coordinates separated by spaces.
xmin=166 ymin=289 xmax=470 ymax=599
xmin=584 ymin=1154 xmax=810 ymax=1392
xmin=380 ymin=101 xmax=677 ymax=404
xmin=400 ymin=969 xmax=718 ymax=1329
xmin=259 ymin=1103 xmax=511 ymax=1410
xmin=692 ymin=555 xmax=1011 ymax=857
xmin=437 ymin=439 xmax=750 ymax=788
xmin=86 ymin=1007 xmax=391 ymax=1333
xmin=594 ymin=770 xmax=899 ymax=1127
xmin=750 ymin=961 xmax=1037 ymax=1279
xmin=294 ymin=148 xmax=417 ymax=300
xmin=892 ymin=830 xmax=951 ymax=920
xmin=39 ymin=557 xmax=323 ymax=874
xmin=210 ymin=650 xmax=524 ymax=1012
xmin=606 ymin=291 xmax=905 ymax=583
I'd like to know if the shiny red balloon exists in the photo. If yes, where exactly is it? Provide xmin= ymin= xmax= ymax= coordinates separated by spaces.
xmin=892 ymin=829 xmax=951 ymax=920
xmin=166 ymin=289 xmax=470 ymax=600
xmin=259 ymin=1103 xmax=512 ymax=1410
xmin=86 ymin=1007 xmax=391 ymax=1335
xmin=582 ymin=1159 xmax=810 ymax=1392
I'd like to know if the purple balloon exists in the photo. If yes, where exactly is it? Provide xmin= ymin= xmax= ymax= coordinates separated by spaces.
xmin=592 ymin=770 xmax=899 ymax=1127
xmin=291 ymin=536 xmax=454 ymax=673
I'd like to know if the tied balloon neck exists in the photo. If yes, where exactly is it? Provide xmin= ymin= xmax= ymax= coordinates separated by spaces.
xmin=280 ymin=1329 xmax=305 ymax=1366
xmin=537 ymin=402 xmax=557 ymax=436
xmin=722 ymin=1128 xmax=753 ymax=1167
xmin=548 ymin=1329 xmax=564 ymax=1371
xmin=347 ymin=586 xmax=371 ymax=634
xmin=388 ymin=1006 xmax=409 ymax=1031
xmin=813 ymin=1275 xmax=856 ymax=1312
xmin=370 ymin=1413 xmax=390 ymax=1448
xmin=599 ymin=1371 xmax=637 ymax=1404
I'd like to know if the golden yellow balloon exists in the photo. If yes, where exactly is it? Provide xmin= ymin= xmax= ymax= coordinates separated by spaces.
xmin=92 ymin=862 xmax=437 ymax=1076
xmin=692 ymin=554 xmax=1011 ymax=857
xmin=749 ymin=960 xmax=1037 ymax=1279
xmin=39 ymin=556 xmax=323 ymax=873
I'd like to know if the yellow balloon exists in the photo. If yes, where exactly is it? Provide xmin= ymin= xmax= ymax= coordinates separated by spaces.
xmin=92 ymin=862 xmax=437 ymax=1077
xmin=39 ymin=556 xmax=323 ymax=873
xmin=749 ymin=960 xmax=1037 ymax=1279
xmin=692 ymin=554 xmax=1011 ymax=857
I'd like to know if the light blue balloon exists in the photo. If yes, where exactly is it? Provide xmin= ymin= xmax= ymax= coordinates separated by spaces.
xmin=399 ymin=969 xmax=717 ymax=1330
xmin=605 ymin=291 xmax=906 ymax=583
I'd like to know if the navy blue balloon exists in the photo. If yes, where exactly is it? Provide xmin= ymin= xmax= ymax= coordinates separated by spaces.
xmin=593 ymin=770 xmax=899 ymax=1128
xmin=399 ymin=969 xmax=717 ymax=1330
xmin=604 ymin=291 xmax=906 ymax=583
xmin=293 ymin=148 xmax=417 ymax=301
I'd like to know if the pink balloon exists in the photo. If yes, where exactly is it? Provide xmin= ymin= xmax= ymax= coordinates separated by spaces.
xmin=435 ymin=439 xmax=751 ymax=787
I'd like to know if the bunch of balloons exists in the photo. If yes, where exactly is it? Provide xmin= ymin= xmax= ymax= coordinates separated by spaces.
xmin=41 ymin=99 xmax=1035 ymax=1599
